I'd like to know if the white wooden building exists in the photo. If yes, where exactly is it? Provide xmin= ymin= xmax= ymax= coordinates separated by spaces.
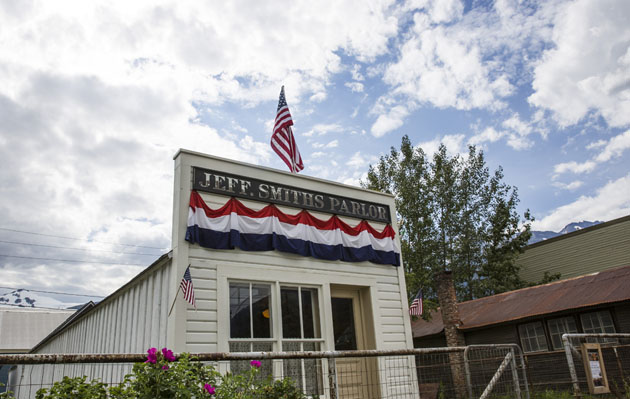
xmin=13 ymin=150 xmax=419 ymax=398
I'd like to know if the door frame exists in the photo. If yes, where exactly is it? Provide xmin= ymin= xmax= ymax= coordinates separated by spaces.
xmin=329 ymin=284 xmax=380 ymax=398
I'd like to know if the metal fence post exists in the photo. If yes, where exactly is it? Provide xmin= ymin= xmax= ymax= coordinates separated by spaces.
xmin=512 ymin=345 xmax=530 ymax=399
xmin=463 ymin=346 xmax=474 ymax=399
xmin=509 ymin=348 xmax=521 ymax=399
xmin=562 ymin=334 xmax=582 ymax=398
xmin=327 ymin=357 xmax=338 ymax=399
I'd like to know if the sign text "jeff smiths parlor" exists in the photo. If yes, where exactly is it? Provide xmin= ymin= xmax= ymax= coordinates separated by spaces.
xmin=192 ymin=167 xmax=391 ymax=223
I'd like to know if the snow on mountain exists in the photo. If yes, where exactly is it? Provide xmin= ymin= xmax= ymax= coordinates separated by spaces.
xmin=0 ymin=289 xmax=83 ymax=309
xmin=528 ymin=220 xmax=602 ymax=244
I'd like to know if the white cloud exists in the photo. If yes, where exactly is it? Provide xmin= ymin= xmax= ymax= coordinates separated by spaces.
xmin=382 ymin=16 xmax=514 ymax=111
xmin=346 ymin=152 xmax=367 ymax=168
xmin=428 ymin=0 xmax=464 ymax=24
xmin=309 ymin=92 xmax=327 ymax=103
xmin=0 ymin=0 xmax=404 ymax=299
xmin=371 ymin=105 xmax=409 ymax=137
xmin=350 ymin=64 xmax=364 ymax=81
xmin=552 ymin=180 xmax=584 ymax=191
xmin=468 ymin=127 xmax=505 ymax=146
xmin=311 ymin=139 xmax=339 ymax=149
xmin=586 ymin=139 xmax=607 ymax=150
xmin=533 ymin=173 xmax=630 ymax=231
xmin=529 ymin=0 xmax=630 ymax=128
xmin=326 ymin=140 xmax=339 ymax=148
xmin=303 ymin=123 xmax=344 ymax=137
xmin=553 ymin=130 xmax=630 ymax=175
xmin=417 ymin=134 xmax=466 ymax=158
xmin=469 ymin=113 xmax=542 ymax=150
xmin=374 ymin=0 xmax=564 ymax=135
xmin=593 ymin=130 xmax=630 ymax=162
xmin=345 ymin=82 xmax=365 ymax=92
xmin=553 ymin=161 xmax=597 ymax=175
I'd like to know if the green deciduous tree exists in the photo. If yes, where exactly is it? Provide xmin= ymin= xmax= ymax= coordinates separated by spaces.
xmin=363 ymin=135 xmax=533 ymax=306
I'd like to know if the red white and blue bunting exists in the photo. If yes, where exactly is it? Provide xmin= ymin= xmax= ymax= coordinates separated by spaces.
xmin=185 ymin=190 xmax=400 ymax=266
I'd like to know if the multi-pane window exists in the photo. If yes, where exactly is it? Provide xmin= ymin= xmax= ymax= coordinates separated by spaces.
xmin=228 ymin=282 xmax=323 ymax=396
xmin=580 ymin=310 xmax=616 ymax=334
xmin=229 ymin=283 xmax=273 ymax=375
xmin=547 ymin=316 xmax=578 ymax=350
xmin=280 ymin=287 xmax=323 ymax=396
xmin=518 ymin=321 xmax=548 ymax=352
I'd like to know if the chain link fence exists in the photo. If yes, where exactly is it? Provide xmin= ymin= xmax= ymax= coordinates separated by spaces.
xmin=0 ymin=346 xmax=538 ymax=399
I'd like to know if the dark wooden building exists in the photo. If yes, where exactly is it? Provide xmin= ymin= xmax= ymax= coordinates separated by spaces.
xmin=412 ymin=265 xmax=630 ymax=392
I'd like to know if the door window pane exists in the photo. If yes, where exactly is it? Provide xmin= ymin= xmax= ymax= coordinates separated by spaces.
xmin=332 ymin=297 xmax=357 ymax=350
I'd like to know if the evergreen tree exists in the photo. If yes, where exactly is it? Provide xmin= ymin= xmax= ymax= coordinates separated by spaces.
xmin=363 ymin=135 xmax=533 ymax=306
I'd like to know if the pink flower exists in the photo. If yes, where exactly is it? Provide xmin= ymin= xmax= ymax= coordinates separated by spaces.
xmin=204 ymin=384 xmax=215 ymax=395
xmin=250 ymin=360 xmax=261 ymax=368
xmin=145 ymin=347 xmax=158 ymax=364
xmin=162 ymin=365 xmax=169 ymax=370
xmin=162 ymin=347 xmax=176 ymax=362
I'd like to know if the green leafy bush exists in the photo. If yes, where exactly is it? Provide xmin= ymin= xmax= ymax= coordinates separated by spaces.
xmin=35 ymin=376 xmax=108 ymax=399
xmin=33 ymin=348 xmax=306 ymax=399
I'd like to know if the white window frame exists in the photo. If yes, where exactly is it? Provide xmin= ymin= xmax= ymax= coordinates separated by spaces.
xmin=278 ymin=285 xmax=325 ymax=396
xmin=580 ymin=310 xmax=616 ymax=334
xmin=518 ymin=321 xmax=549 ymax=353
xmin=547 ymin=316 xmax=578 ymax=350
xmin=225 ymin=278 xmax=325 ymax=396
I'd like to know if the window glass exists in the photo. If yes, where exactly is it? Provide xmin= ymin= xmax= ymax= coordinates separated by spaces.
xmin=518 ymin=321 xmax=548 ymax=352
xmin=281 ymin=287 xmax=301 ymax=338
xmin=229 ymin=281 xmax=324 ymax=396
xmin=581 ymin=310 xmax=616 ymax=334
xmin=252 ymin=284 xmax=271 ymax=338
xmin=230 ymin=283 xmax=250 ymax=338
xmin=302 ymin=288 xmax=320 ymax=338
xmin=281 ymin=287 xmax=321 ymax=339
xmin=332 ymin=297 xmax=357 ymax=350
xmin=547 ymin=317 xmax=578 ymax=350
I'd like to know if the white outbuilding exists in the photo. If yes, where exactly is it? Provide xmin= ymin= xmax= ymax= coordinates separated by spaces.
xmin=14 ymin=150 xmax=419 ymax=398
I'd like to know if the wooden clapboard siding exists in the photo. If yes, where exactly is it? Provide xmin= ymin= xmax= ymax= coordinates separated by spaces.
xmin=181 ymin=177 xmax=413 ymax=353
xmin=172 ymin=151 xmax=418 ymax=398
xmin=518 ymin=216 xmax=630 ymax=283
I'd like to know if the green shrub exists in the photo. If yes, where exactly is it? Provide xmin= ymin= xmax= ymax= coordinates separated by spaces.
xmin=35 ymin=376 xmax=108 ymax=399
xmin=33 ymin=347 xmax=306 ymax=399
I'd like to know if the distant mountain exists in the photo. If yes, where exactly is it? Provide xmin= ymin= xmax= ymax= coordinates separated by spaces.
xmin=0 ymin=289 xmax=82 ymax=309
xmin=528 ymin=220 xmax=603 ymax=244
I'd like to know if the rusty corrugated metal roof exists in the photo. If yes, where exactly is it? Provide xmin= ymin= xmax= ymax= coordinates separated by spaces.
xmin=412 ymin=264 xmax=630 ymax=338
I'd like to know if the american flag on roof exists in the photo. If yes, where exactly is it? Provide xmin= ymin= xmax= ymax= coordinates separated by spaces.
xmin=180 ymin=265 xmax=196 ymax=308
xmin=409 ymin=289 xmax=422 ymax=316
xmin=271 ymin=86 xmax=304 ymax=173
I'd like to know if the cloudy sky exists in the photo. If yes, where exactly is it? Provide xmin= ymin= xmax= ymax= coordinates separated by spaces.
xmin=1 ymin=0 xmax=629 ymax=305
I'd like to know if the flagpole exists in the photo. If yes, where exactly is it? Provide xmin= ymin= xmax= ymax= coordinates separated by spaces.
xmin=168 ymin=287 xmax=180 ymax=317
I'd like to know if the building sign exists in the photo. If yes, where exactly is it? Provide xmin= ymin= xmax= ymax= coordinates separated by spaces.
xmin=581 ymin=343 xmax=610 ymax=394
xmin=192 ymin=167 xmax=391 ymax=223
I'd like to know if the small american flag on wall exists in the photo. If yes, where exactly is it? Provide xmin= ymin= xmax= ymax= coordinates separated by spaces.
xmin=180 ymin=265 xmax=196 ymax=308
xmin=271 ymin=86 xmax=304 ymax=173
xmin=409 ymin=289 xmax=423 ymax=316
